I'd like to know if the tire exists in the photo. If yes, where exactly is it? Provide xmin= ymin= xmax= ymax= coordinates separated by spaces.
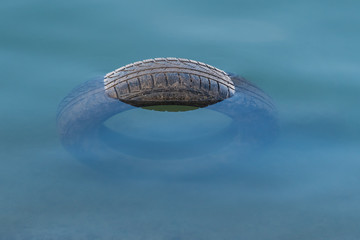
xmin=104 ymin=58 xmax=235 ymax=107
xmin=57 ymin=58 xmax=278 ymax=175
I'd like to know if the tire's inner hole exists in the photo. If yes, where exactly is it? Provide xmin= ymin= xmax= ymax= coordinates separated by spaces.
xmin=104 ymin=105 xmax=232 ymax=142
xmin=141 ymin=105 xmax=199 ymax=112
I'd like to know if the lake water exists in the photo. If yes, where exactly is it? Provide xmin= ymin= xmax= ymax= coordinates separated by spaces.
xmin=1 ymin=0 xmax=360 ymax=239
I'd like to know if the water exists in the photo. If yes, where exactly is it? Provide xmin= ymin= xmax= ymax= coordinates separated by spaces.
xmin=1 ymin=0 xmax=360 ymax=239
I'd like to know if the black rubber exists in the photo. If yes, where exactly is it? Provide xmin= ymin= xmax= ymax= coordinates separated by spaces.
xmin=104 ymin=58 xmax=235 ymax=107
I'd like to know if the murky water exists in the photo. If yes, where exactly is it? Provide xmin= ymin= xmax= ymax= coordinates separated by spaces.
xmin=1 ymin=0 xmax=360 ymax=239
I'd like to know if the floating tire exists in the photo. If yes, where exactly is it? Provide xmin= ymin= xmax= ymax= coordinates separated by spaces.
xmin=57 ymin=58 xmax=278 ymax=173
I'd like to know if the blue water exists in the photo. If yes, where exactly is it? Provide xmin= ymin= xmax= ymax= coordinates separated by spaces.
xmin=1 ymin=0 xmax=360 ymax=239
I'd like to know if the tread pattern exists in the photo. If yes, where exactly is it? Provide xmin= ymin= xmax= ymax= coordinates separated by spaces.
xmin=104 ymin=58 xmax=235 ymax=107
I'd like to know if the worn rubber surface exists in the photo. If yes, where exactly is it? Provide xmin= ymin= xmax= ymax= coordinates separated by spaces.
xmin=104 ymin=58 xmax=235 ymax=107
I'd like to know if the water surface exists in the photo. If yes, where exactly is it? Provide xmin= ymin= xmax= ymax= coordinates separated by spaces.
xmin=1 ymin=0 xmax=359 ymax=239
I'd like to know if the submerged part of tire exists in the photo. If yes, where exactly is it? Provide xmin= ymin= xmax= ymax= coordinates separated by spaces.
xmin=57 ymin=58 xmax=278 ymax=175
xmin=104 ymin=58 xmax=235 ymax=107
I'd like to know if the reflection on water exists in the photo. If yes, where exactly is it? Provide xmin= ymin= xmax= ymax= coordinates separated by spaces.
xmin=1 ymin=0 xmax=360 ymax=239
